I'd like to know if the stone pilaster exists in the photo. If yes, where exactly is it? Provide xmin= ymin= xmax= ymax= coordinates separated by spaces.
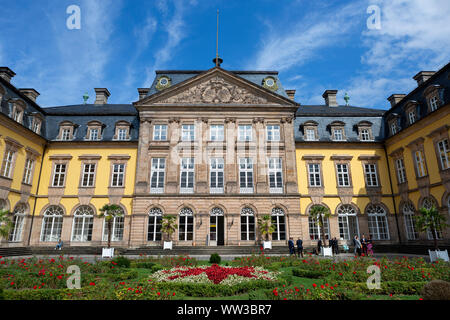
xmin=135 ymin=118 xmax=151 ymax=193
xmin=225 ymin=118 xmax=237 ymax=194
xmin=254 ymin=117 xmax=268 ymax=193
xmin=282 ymin=117 xmax=298 ymax=194
xmin=166 ymin=118 xmax=181 ymax=194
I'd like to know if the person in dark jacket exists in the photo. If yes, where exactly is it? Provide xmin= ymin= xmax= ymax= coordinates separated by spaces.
xmin=288 ymin=237 xmax=295 ymax=255
xmin=296 ymin=238 xmax=303 ymax=258
xmin=317 ymin=239 xmax=322 ymax=255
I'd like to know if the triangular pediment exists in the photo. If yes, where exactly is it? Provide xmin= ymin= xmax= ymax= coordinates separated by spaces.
xmin=136 ymin=68 xmax=297 ymax=106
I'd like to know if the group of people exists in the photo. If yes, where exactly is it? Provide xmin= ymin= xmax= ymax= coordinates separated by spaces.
xmin=287 ymin=234 xmax=374 ymax=257
xmin=352 ymin=234 xmax=374 ymax=256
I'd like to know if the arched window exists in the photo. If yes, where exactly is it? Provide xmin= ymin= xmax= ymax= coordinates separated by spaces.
xmin=367 ymin=204 xmax=389 ymax=240
xmin=40 ymin=206 xmax=64 ymax=242
xmin=337 ymin=204 xmax=359 ymax=240
xmin=102 ymin=207 xmax=125 ymax=242
xmin=421 ymin=197 xmax=442 ymax=240
xmin=148 ymin=207 xmax=163 ymax=241
xmin=271 ymin=207 xmax=286 ymax=241
xmin=9 ymin=203 xmax=27 ymax=242
xmin=308 ymin=215 xmax=330 ymax=240
xmin=403 ymin=202 xmax=418 ymax=240
xmin=71 ymin=205 xmax=94 ymax=242
xmin=179 ymin=207 xmax=194 ymax=241
xmin=241 ymin=207 xmax=255 ymax=241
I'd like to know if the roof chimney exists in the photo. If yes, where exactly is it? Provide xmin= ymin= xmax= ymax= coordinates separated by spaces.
xmin=138 ymin=88 xmax=150 ymax=100
xmin=19 ymin=88 xmax=40 ymax=102
xmin=285 ymin=89 xmax=296 ymax=100
xmin=322 ymin=90 xmax=338 ymax=107
xmin=0 ymin=67 xmax=16 ymax=83
xmin=94 ymin=88 xmax=110 ymax=105
xmin=387 ymin=94 xmax=406 ymax=108
xmin=413 ymin=71 xmax=435 ymax=86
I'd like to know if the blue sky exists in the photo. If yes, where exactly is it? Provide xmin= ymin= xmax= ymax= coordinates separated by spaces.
xmin=0 ymin=0 xmax=449 ymax=109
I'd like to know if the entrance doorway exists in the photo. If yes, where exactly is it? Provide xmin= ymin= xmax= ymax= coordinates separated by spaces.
xmin=210 ymin=208 xmax=225 ymax=246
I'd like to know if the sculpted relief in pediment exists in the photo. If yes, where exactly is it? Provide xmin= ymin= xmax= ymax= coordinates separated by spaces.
xmin=158 ymin=76 xmax=274 ymax=104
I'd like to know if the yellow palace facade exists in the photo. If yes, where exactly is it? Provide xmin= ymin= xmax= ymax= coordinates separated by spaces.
xmin=0 ymin=61 xmax=449 ymax=249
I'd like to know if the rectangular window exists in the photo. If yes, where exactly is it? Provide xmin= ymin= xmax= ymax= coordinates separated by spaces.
xmin=22 ymin=158 xmax=34 ymax=185
xmin=181 ymin=125 xmax=195 ymax=141
xmin=395 ymin=158 xmax=407 ymax=184
xmin=267 ymin=125 xmax=280 ymax=142
xmin=336 ymin=164 xmax=351 ymax=187
xmin=360 ymin=129 xmax=371 ymax=141
xmin=33 ymin=121 xmax=40 ymax=134
xmin=13 ymin=109 xmax=21 ymax=122
xmin=333 ymin=129 xmax=344 ymax=141
xmin=150 ymin=158 xmax=165 ymax=193
xmin=308 ymin=163 xmax=321 ymax=187
xmin=305 ymin=128 xmax=316 ymax=141
xmin=414 ymin=150 xmax=427 ymax=177
xmin=437 ymin=139 xmax=450 ymax=170
xmin=210 ymin=125 xmax=224 ymax=141
xmin=61 ymin=129 xmax=71 ymax=141
xmin=408 ymin=111 xmax=416 ymax=124
xmin=390 ymin=123 xmax=397 ymax=135
xmin=429 ymin=96 xmax=439 ymax=111
xmin=239 ymin=158 xmax=254 ymax=193
xmin=81 ymin=163 xmax=96 ymax=187
xmin=52 ymin=164 xmax=66 ymax=187
xmin=153 ymin=125 xmax=167 ymax=141
xmin=364 ymin=164 xmax=379 ymax=187
xmin=89 ymin=129 xmax=99 ymax=141
xmin=238 ymin=125 xmax=252 ymax=141
xmin=268 ymin=158 xmax=283 ymax=193
xmin=210 ymin=158 xmax=224 ymax=193
xmin=111 ymin=164 xmax=125 ymax=187
xmin=117 ymin=128 xmax=128 ymax=141
xmin=2 ymin=150 xmax=15 ymax=178
xmin=180 ymin=158 xmax=194 ymax=193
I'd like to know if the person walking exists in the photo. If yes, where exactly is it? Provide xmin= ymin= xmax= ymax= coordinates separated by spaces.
xmin=332 ymin=237 xmax=339 ymax=255
xmin=367 ymin=235 xmax=374 ymax=256
xmin=353 ymin=235 xmax=362 ymax=256
xmin=361 ymin=234 xmax=368 ymax=256
xmin=288 ymin=237 xmax=295 ymax=256
xmin=296 ymin=238 xmax=303 ymax=258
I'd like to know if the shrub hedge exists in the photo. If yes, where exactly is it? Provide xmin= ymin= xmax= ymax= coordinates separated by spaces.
xmin=292 ymin=268 xmax=326 ymax=279
xmin=337 ymin=281 xmax=425 ymax=295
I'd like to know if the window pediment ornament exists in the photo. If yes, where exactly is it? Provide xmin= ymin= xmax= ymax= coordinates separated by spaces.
xmin=423 ymin=84 xmax=443 ymax=97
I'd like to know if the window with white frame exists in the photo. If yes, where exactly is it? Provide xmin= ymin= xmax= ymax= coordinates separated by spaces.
xmin=12 ymin=108 xmax=22 ymax=123
xmin=71 ymin=206 xmax=94 ymax=242
xmin=367 ymin=204 xmax=389 ymax=240
xmin=395 ymin=158 xmax=407 ymax=184
xmin=239 ymin=158 xmax=254 ymax=193
xmin=308 ymin=163 xmax=321 ymax=187
xmin=337 ymin=204 xmax=359 ymax=240
xmin=360 ymin=129 xmax=371 ymax=141
xmin=8 ymin=204 xmax=27 ymax=242
xmin=181 ymin=124 xmax=195 ymax=141
xmin=305 ymin=128 xmax=316 ymax=141
xmin=238 ymin=125 xmax=252 ymax=141
xmin=89 ymin=128 xmax=99 ymax=141
xmin=179 ymin=207 xmax=194 ymax=241
xmin=102 ymin=211 xmax=124 ymax=242
xmin=81 ymin=163 xmax=96 ymax=187
xmin=210 ymin=158 xmax=224 ymax=193
xmin=40 ymin=206 xmax=64 ymax=242
xmin=271 ymin=207 xmax=286 ymax=241
xmin=153 ymin=125 xmax=168 ymax=141
xmin=336 ymin=164 xmax=351 ymax=187
xmin=32 ymin=120 xmax=41 ymax=134
xmin=408 ymin=111 xmax=416 ymax=125
xmin=117 ymin=128 xmax=128 ymax=141
xmin=429 ymin=96 xmax=439 ymax=111
xmin=148 ymin=207 xmax=163 ymax=241
xmin=364 ymin=164 xmax=379 ymax=187
xmin=333 ymin=129 xmax=344 ymax=141
xmin=180 ymin=158 xmax=194 ymax=193
xmin=2 ymin=150 xmax=15 ymax=178
xmin=111 ymin=164 xmax=125 ymax=187
xmin=403 ymin=202 xmax=418 ymax=240
xmin=22 ymin=158 xmax=34 ymax=185
xmin=52 ymin=164 xmax=67 ymax=187
xmin=150 ymin=158 xmax=165 ymax=193
xmin=414 ymin=150 xmax=427 ymax=177
xmin=61 ymin=128 xmax=71 ymax=141
xmin=267 ymin=125 xmax=280 ymax=141
xmin=210 ymin=125 xmax=224 ymax=141
xmin=437 ymin=139 xmax=449 ymax=170
xmin=308 ymin=215 xmax=330 ymax=240
xmin=268 ymin=158 xmax=283 ymax=193
xmin=240 ymin=207 xmax=255 ymax=241
xmin=390 ymin=122 xmax=397 ymax=136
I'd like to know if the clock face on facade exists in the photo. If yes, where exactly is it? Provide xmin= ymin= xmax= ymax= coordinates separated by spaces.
xmin=262 ymin=76 xmax=278 ymax=91
xmin=156 ymin=76 xmax=171 ymax=90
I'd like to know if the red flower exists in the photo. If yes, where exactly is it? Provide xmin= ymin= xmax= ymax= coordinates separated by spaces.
xmin=89 ymin=282 xmax=96 ymax=286
xmin=157 ymin=292 xmax=161 ymax=296
xmin=312 ymin=283 xmax=317 ymax=288
xmin=57 ymin=275 xmax=63 ymax=280
xmin=320 ymin=285 xmax=325 ymax=289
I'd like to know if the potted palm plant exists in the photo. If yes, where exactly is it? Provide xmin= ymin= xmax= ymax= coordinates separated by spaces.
xmin=309 ymin=205 xmax=332 ymax=256
xmin=99 ymin=204 xmax=124 ymax=258
xmin=258 ymin=215 xmax=276 ymax=250
xmin=0 ymin=209 xmax=12 ymax=242
xmin=414 ymin=205 xmax=449 ymax=262
xmin=161 ymin=215 xmax=177 ymax=250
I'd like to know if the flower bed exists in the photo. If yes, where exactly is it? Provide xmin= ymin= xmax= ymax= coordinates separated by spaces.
xmin=152 ymin=264 xmax=279 ymax=285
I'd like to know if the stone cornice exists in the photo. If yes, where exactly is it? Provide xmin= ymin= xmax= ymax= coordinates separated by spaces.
xmin=49 ymin=154 xmax=73 ymax=161
xmin=301 ymin=155 xmax=325 ymax=161
xmin=357 ymin=155 xmax=381 ymax=161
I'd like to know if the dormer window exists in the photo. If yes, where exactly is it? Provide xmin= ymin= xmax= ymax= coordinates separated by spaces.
xmin=113 ymin=121 xmax=131 ymax=141
xmin=387 ymin=114 xmax=400 ymax=136
xmin=333 ymin=129 xmax=344 ymax=141
xmin=85 ymin=121 xmax=104 ymax=141
xmin=57 ymin=121 xmax=76 ymax=141
xmin=330 ymin=121 xmax=346 ymax=142
xmin=403 ymin=101 xmax=419 ymax=126
xmin=408 ymin=111 xmax=416 ymax=124
xmin=10 ymin=99 xmax=26 ymax=124
xmin=390 ymin=122 xmax=397 ymax=135
xmin=303 ymin=121 xmax=318 ymax=141
xmin=429 ymin=96 xmax=439 ymax=111
xmin=423 ymin=85 xmax=443 ymax=113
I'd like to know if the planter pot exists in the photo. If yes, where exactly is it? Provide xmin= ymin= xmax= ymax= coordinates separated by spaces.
xmin=163 ymin=241 xmax=173 ymax=250
xmin=102 ymin=248 xmax=114 ymax=258
xmin=322 ymin=246 xmax=333 ymax=257
xmin=429 ymin=249 xmax=449 ymax=262
xmin=263 ymin=241 xmax=272 ymax=250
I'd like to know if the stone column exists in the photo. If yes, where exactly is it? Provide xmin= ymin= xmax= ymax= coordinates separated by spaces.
xmin=166 ymin=118 xmax=180 ymax=194
xmin=135 ymin=118 xmax=151 ymax=193
xmin=254 ymin=117 xmax=268 ymax=193
xmin=225 ymin=118 xmax=237 ymax=193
